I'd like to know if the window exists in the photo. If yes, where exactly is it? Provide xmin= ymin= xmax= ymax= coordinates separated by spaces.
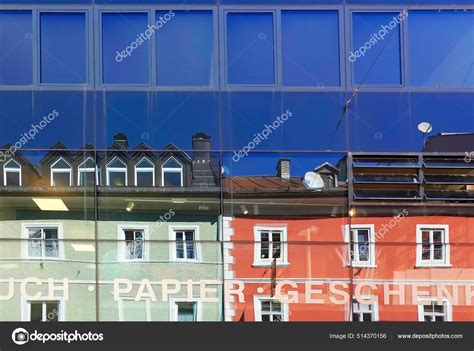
xmin=40 ymin=12 xmax=87 ymax=84
xmin=3 ymin=159 xmax=21 ymax=186
xmin=351 ymin=12 xmax=402 ymax=85
xmin=345 ymin=224 xmax=375 ymax=267
xmin=352 ymin=297 xmax=378 ymax=322
xmin=253 ymin=226 xmax=288 ymax=266
xmin=170 ymin=300 xmax=200 ymax=322
xmin=281 ymin=11 xmax=340 ymax=87
xmin=50 ymin=158 xmax=72 ymax=187
xmin=162 ymin=157 xmax=183 ymax=187
xmin=25 ymin=301 xmax=61 ymax=322
xmin=0 ymin=11 xmax=32 ymax=85
xmin=226 ymin=12 xmax=275 ymax=85
xmin=101 ymin=12 xmax=150 ymax=84
xmin=169 ymin=226 xmax=199 ymax=262
xmin=418 ymin=299 xmax=452 ymax=322
xmin=408 ymin=11 xmax=474 ymax=87
xmin=106 ymin=157 xmax=127 ymax=187
xmin=118 ymin=298 xmax=150 ymax=321
xmin=254 ymin=297 xmax=288 ymax=322
xmin=416 ymin=225 xmax=450 ymax=267
xmin=117 ymin=226 xmax=148 ymax=261
xmin=22 ymin=224 xmax=63 ymax=260
xmin=156 ymin=10 xmax=213 ymax=86
xmin=78 ymin=157 xmax=97 ymax=187
xmin=134 ymin=157 xmax=155 ymax=187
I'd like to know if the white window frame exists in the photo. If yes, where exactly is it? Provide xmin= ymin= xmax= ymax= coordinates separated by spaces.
xmin=21 ymin=223 xmax=64 ymax=260
xmin=77 ymin=157 xmax=98 ymax=186
xmin=3 ymin=159 xmax=22 ymax=186
xmin=344 ymin=224 xmax=376 ymax=268
xmin=118 ymin=297 xmax=151 ymax=322
xmin=417 ymin=297 xmax=452 ymax=322
xmin=161 ymin=157 xmax=183 ymax=187
xmin=50 ymin=157 xmax=72 ymax=187
xmin=351 ymin=295 xmax=379 ymax=322
xmin=168 ymin=225 xmax=201 ymax=262
xmin=416 ymin=224 xmax=451 ymax=267
xmin=169 ymin=298 xmax=202 ymax=322
xmin=106 ymin=157 xmax=128 ymax=186
xmin=116 ymin=224 xmax=149 ymax=262
xmin=254 ymin=296 xmax=289 ymax=322
xmin=134 ymin=157 xmax=155 ymax=187
xmin=21 ymin=297 xmax=65 ymax=322
xmin=253 ymin=225 xmax=288 ymax=267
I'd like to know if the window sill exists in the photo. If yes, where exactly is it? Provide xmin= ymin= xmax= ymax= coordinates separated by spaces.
xmin=252 ymin=262 xmax=290 ymax=268
xmin=348 ymin=264 xmax=377 ymax=269
xmin=415 ymin=263 xmax=452 ymax=268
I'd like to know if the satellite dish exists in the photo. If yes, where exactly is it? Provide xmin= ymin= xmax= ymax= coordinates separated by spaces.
xmin=418 ymin=122 xmax=432 ymax=134
xmin=304 ymin=172 xmax=324 ymax=190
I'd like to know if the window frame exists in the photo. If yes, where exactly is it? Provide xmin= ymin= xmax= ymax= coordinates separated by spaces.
xmin=117 ymin=224 xmax=149 ymax=262
xmin=416 ymin=224 xmax=451 ymax=268
xmin=351 ymin=295 xmax=379 ymax=322
xmin=161 ymin=156 xmax=184 ymax=187
xmin=21 ymin=223 xmax=64 ymax=260
xmin=220 ymin=5 xmax=345 ymax=91
xmin=117 ymin=297 xmax=151 ymax=321
xmin=253 ymin=225 xmax=288 ymax=267
xmin=169 ymin=298 xmax=202 ymax=322
xmin=417 ymin=297 xmax=452 ymax=322
xmin=134 ymin=157 xmax=155 ymax=187
xmin=21 ymin=297 xmax=65 ymax=322
xmin=3 ymin=159 xmax=22 ymax=186
xmin=50 ymin=157 xmax=73 ymax=187
xmin=95 ymin=5 xmax=218 ymax=91
xmin=106 ymin=156 xmax=128 ymax=187
xmin=253 ymin=296 xmax=289 ymax=322
xmin=344 ymin=224 xmax=376 ymax=268
xmin=77 ymin=156 xmax=98 ymax=187
xmin=168 ymin=225 xmax=201 ymax=262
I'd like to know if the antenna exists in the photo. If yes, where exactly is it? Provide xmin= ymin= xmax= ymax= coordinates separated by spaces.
xmin=304 ymin=172 xmax=324 ymax=190
xmin=417 ymin=122 xmax=433 ymax=147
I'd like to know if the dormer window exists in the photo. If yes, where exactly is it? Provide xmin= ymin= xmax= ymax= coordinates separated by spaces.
xmin=51 ymin=158 xmax=72 ymax=187
xmin=78 ymin=157 xmax=98 ymax=187
xmin=162 ymin=157 xmax=183 ymax=187
xmin=135 ymin=158 xmax=155 ymax=187
xmin=106 ymin=157 xmax=127 ymax=187
xmin=3 ymin=159 xmax=21 ymax=186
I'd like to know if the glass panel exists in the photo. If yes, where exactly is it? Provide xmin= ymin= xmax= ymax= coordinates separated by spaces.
xmin=79 ymin=171 xmax=96 ymax=187
xmin=226 ymin=12 xmax=275 ymax=85
xmin=408 ymin=11 xmax=474 ymax=87
xmin=40 ymin=13 xmax=87 ymax=84
xmin=52 ymin=172 xmax=70 ymax=187
xmin=51 ymin=159 xmax=70 ymax=169
xmin=352 ymin=12 xmax=403 ymax=85
xmin=79 ymin=158 xmax=96 ymax=169
xmin=163 ymin=172 xmax=181 ymax=187
xmin=4 ymin=159 xmax=20 ymax=169
xmin=102 ymin=13 xmax=149 ymax=84
xmin=136 ymin=172 xmax=154 ymax=187
xmin=108 ymin=158 xmax=126 ymax=168
xmin=136 ymin=158 xmax=154 ymax=168
xmin=45 ymin=302 xmax=58 ymax=322
xmin=30 ymin=303 xmax=43 ymax=322
xmin=108 ymin=172 xmax=126 ymax=187
xmin=6 ymin=172 xmax=20 ymax=186
xmin=281 ymin=11 xmax=340 ymax=87
xmin=0 ymin=11 xmax=32 ymax=85
xmin=177 ymin=302 xmax=195 ymax=322
xmin=156 ymin=10 xmax=213 ymax=86
xmin=162 ymin=158 xmax=181 ymax=169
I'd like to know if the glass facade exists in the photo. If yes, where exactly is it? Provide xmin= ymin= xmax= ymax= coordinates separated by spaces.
xmin=0 ymin=1 xmax=473 ymax=323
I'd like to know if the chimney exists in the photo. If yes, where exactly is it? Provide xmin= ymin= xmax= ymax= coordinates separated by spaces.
xmin=192 ymin=132 xmax=211 ymax=162
xmin=113 ymin=133 xmax=128 ymax=149
xmin=277 ymin=159 xmax=290 ymax=180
